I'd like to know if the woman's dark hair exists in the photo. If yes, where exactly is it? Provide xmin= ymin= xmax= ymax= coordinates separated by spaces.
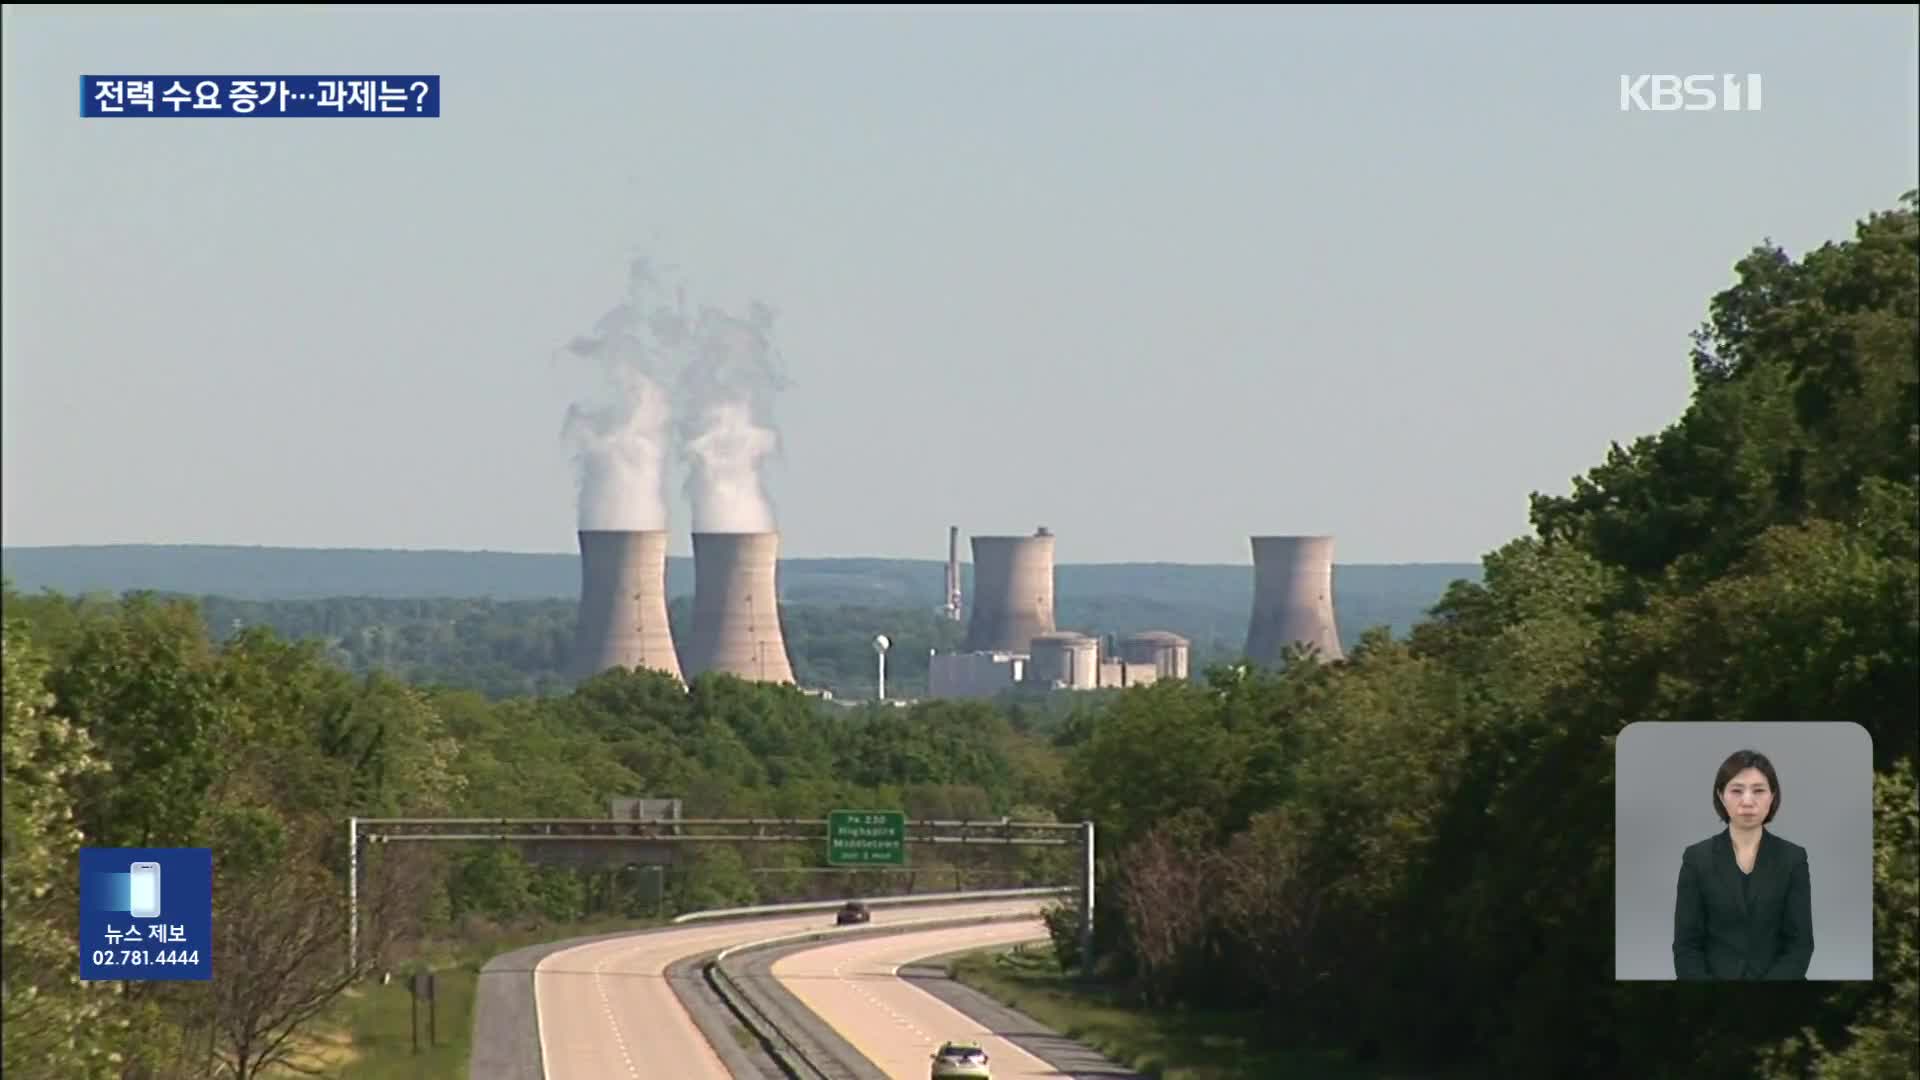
xmin=1712 ymin=749 xmax=1782 ymax=824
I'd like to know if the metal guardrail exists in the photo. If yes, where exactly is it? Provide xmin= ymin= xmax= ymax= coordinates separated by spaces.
xmin=350 ymin=811 xmax=1095 ymax=979
xmin=349 ymin=810 xmax=1098 ymax=980
xmin=355 ymin=817 xmax=1083 ymax=827
xmin=704 ymin=949 xmax=837 ymax=1080
xmin=705 ymin=909 xmax=1050 ymax=1080
xmin=670 ymin=885 xmax=1073 ymax=925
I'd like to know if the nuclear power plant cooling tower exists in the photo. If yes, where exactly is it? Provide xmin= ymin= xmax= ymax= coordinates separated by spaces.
xmin=573 ymin=530 xmax=683 ymax=681
xmin=963 ymin=528 xmax=1057 ymax=653
xmin=1244 ymin=535 xmax=1344 ymax=665
xmin=683 ymin=532 xmax=797 ymax=684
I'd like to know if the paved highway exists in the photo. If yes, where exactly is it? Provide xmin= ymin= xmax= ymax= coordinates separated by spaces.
xmin=769 ymin=918 xmax=1060 ymax=1079
xmin=533 ymin=899 xmax=1046 ymax=1080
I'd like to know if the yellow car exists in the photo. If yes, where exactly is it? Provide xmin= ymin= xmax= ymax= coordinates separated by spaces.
xmin=929 ymin=1041 xmax=991 ymax=1079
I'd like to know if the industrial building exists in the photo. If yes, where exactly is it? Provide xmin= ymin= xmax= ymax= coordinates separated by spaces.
xmin=572 ymin=529 xmax=683 ymax=681
xmin=925 ymin=526 xmax=1192 ymax=701
xmin=682 ymin=531 xmax=797 ymax=684
xmin=570 ymin=518 xmax=1341 ymax=702
xmin=924 ymin=527 xmax=1341 ymax=701
xmin=1028 ymin=631 xmax=1098 ymax=689
xmin=1120 ymin=630 xmax=1192 ymax=680
xmin=926 ymin=629 xmax=1179 ymax=700
xmin=962 ymin=529 xmax=1057 ymax=653
xmin=1243 ymin=535 xmax=1344 ymax=664
xmin=572 ymin=529 xmax=797 ymax=688
xmin=926 ymin=650 xmax=1027 ymax=700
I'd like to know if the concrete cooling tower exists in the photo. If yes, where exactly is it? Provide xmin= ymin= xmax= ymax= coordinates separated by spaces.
xmin=1244 ymin=535 xmax=1344 ymax=665
xmin=573 ymin=530 xmax=683 ymax=681
xmin=682 ymin=531 xmax=796 ymax=685
xmin=963 ymin=528 xmax=1057 ymax=654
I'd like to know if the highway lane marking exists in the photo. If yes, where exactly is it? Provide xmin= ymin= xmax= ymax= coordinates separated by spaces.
xmin=537 ymin=937 xmax=648 ymax=1080
xmin=834 ymin=957 xmax=932 ymax=1045
xmin=586 ymin=942 xmax=648 ymax=1078
xmin=554 ymin=925 xmax=793 ymax=1079
xmin=543 ymin=910 xmax=1034 ymax=1080
xmin=888 ymin=934 xmax=1059 ymax=1076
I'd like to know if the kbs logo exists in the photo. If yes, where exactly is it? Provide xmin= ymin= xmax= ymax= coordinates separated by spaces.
xmin=1619 ymin=74 xmax=1763 ymax=112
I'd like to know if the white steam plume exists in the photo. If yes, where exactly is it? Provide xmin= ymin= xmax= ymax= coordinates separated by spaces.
xmin=677 ymin=299 xmax=787 ymax=533
xmin=559 ymin=257 xmax=687 ymax=531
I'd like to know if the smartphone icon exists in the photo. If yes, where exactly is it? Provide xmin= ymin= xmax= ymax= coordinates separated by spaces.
xmin=129 ymin=862 xmax=161 ymax=919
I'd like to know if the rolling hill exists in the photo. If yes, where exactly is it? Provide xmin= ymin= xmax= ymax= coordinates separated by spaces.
xmin=3 ymin=544 xmax=1483 ymax=698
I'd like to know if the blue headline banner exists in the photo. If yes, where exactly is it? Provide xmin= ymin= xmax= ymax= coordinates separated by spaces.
xmin=82 ymin=76 xmax=439 ymax=118
xmin=79 ymin=848 xmax=213 ymax=981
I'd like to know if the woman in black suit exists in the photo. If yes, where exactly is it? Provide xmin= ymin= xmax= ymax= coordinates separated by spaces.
xmin=1672 ymin=749 xmax=1815 ymax=980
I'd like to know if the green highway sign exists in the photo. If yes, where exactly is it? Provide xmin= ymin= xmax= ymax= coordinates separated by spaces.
xmin=827 ymin=810 xmax=907 ymax=867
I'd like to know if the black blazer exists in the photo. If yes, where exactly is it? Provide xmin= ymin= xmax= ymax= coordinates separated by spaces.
xmin=1672 ymin=827 xmax=1814 ymax=980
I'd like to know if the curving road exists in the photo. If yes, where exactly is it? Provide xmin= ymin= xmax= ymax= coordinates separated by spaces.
xmin=769 ymin=919 xmax=1066 ymax=1079
xmin=533 ymin=899 xmax=1047 ymax=1080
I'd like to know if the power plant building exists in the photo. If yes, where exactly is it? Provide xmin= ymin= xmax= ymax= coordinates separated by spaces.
xmin=572 ymin=529 xmax=683 ymax=681
xmin=928 ymin=650 xmax=1026 ymax=700
xmin=1120 ymin=630 xmax=1190 ymax=681
xmin=1243 ymin=535 xmax=1344 ymax=665
xmin=923 ymin=527 xmax=1199 ymax=699
xmin=1095 ymin=658 xmax=1161 ymax=689
xmin=682 ymin=531 xmax=797 ymax=685
xmin=943 ymin=525 xmax=962 ymax=622
xmin=962 ymin=529 xmax=1057 ymax=653
xmin=1028 ymin=631 xmax=1098 ymax=690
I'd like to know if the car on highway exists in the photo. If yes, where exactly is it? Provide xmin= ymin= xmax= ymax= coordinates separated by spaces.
xmin=930 ymin=1040 xmax=991 ymax=1079
xmin=834 ymin=900 xmax=871 ymax=926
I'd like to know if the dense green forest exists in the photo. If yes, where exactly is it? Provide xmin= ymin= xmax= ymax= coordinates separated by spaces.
xmin=4 ymin=192 xmax=1915 ymax=1079
xmin=0 ymin=555 xmax=1473 ymax=700
xmin=2 ymin=598 xmax=1080 ymax=1078
xmin=1036 ymin=192 xmax=1917 ymax=1077
xmin=0 ymin=591 xmax=1396 ymax=703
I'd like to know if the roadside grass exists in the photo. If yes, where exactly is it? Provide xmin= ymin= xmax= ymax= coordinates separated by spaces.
xmin=273 ymin=915 xmax=660 ymax=1080
xmin=260 ymin=1010 xmax=362 ymax=1077
xmin=947 ymin=945 xmax=1433 ymax=1080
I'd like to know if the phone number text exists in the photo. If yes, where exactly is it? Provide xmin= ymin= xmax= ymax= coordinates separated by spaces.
xmin=89 ymin=950 xmax=201 ymax=967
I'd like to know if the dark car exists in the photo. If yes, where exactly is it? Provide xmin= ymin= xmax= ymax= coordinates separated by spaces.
xmin=835 ymin=900 xmax=871 ymax=926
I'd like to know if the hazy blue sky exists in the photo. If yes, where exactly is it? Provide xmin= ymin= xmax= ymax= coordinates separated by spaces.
xmin=4 ymin=5 xmax=1915 ymax=564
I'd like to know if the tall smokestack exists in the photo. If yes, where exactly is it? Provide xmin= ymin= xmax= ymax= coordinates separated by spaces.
xmin=683 ymin=531 xmax=796 ymax=684
xmin=944 ymin=526 xmax=962 ymax=622
xmin=573 ymin=530 xmax=682 ymax=681
xmin=963 ymin=529 xmax=1056 ymax=653
xmin=1244 ymin=535 xmax=1344 ymax=666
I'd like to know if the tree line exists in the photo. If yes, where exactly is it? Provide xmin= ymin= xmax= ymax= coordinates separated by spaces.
xmin=27 ymin=575 xmax=1459 ymax=703
xmin=1042 ymin=190 xmax=1918 ymax=1077
xmin=1 ymin=591 xmax=1071 ymax=1078
xmin=83 ymin=593 xmax=978 ymax=703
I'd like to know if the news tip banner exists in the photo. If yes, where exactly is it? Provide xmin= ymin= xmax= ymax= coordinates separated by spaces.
xmin=79 ymin=848 xmax=213 ymax=981
xmin=81 ymin=76 xmax=439 ymax=117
